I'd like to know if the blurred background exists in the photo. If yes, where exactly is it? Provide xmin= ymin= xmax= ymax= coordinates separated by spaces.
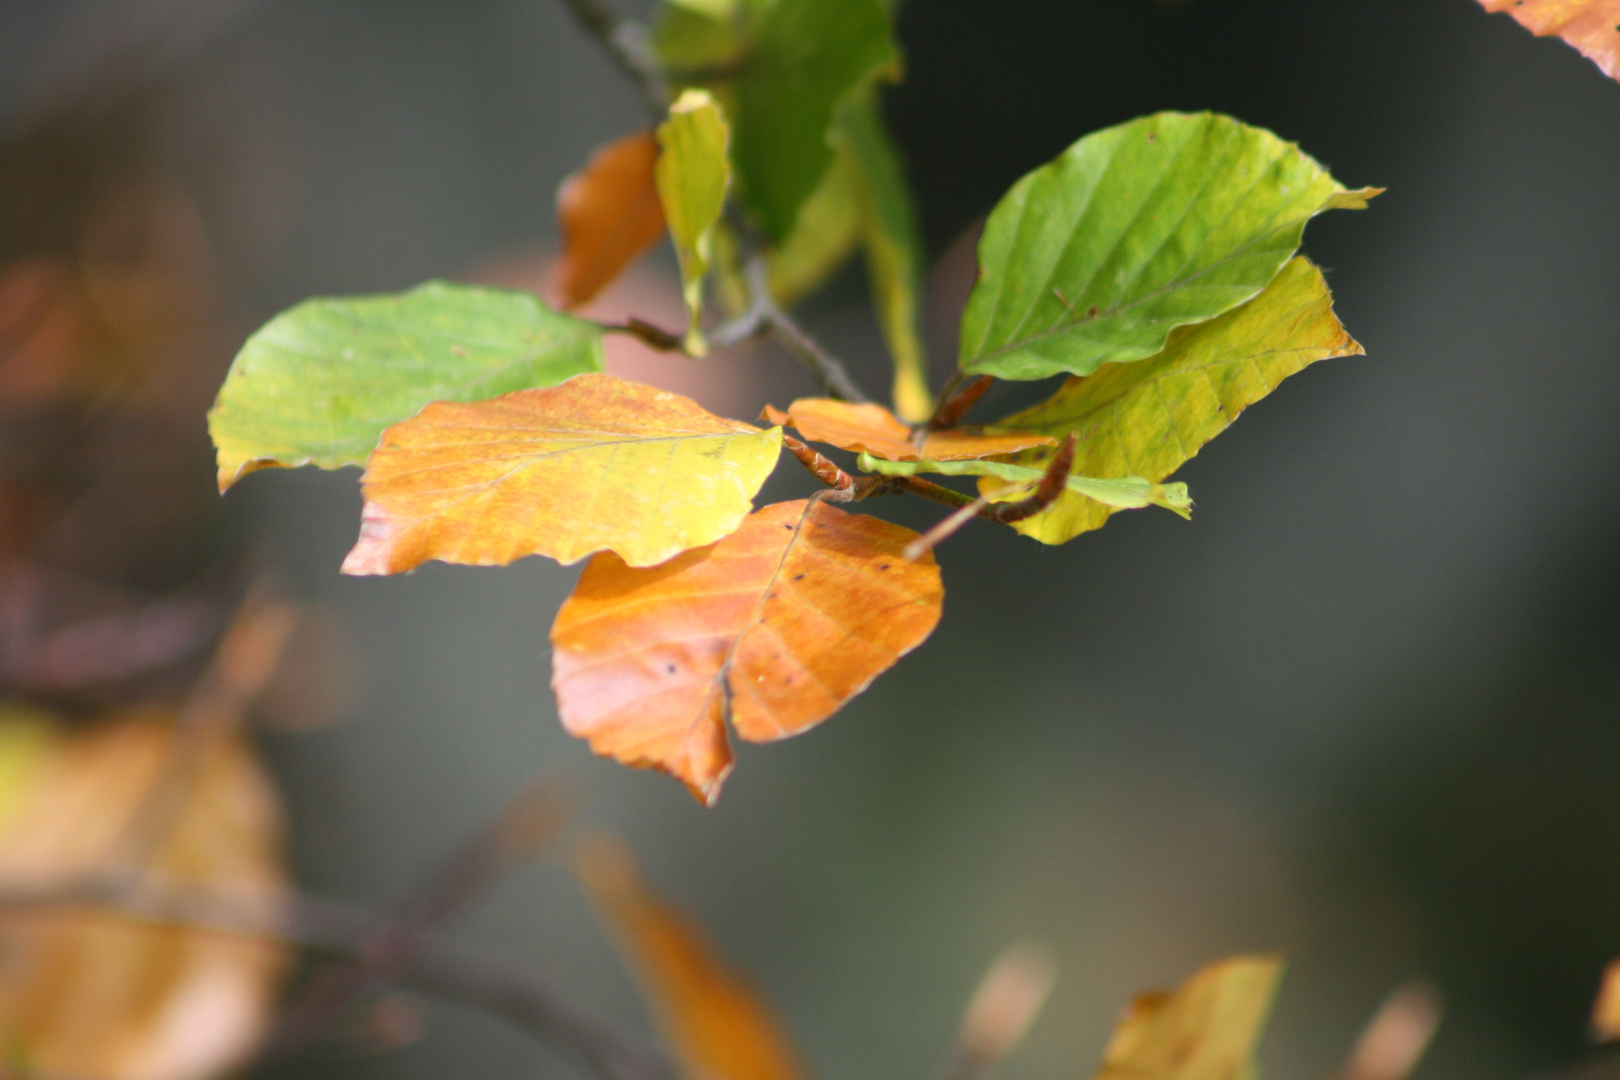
xmin=2 ymin=0 xmax=1619 ymax=1078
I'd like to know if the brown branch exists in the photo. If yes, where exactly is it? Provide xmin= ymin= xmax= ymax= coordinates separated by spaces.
xmin=711 ymin=257 xmax=872 ymax=404
xmin=928 ymin=376 xmax=994 ymax=431
xmin=609 ymin=318 xmax=685 ymax=353
xmin=982 ymin=432 xmax=1075 ymax=525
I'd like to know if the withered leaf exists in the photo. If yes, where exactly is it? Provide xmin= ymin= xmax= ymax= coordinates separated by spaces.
xmin=764 ymin=398 xmax=1053 ymax=462
xmin=1596 ymin=959 xmax=1620 ymax=1041
xmin=577 ymin=837 xmax=808 ymax=1080
xmin=555 ymin=131 xmax=668 ymax=310
xmin=1478 ymin=0 xmax=1620 ymax=82
xmin=0 ymin=705 xmax=287 ymax=1080
xmin=550 ymin=498 xmax=943 ymax=803
xmin=1096 ymin=956 xmax=1282 ymax=1080
xmin=343 ymin=373 xmax=783 ymax=574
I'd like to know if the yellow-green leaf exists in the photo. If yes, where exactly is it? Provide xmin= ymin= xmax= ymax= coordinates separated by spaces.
xmin=208 ymin=281 xmax=603 ymax=491
xmin=766 ymin=146 xmax=862 ymax=307
xmin=838 ymin=91 xmax=932 ymax=422
xmin=856 ymin=453 xmax=1192 ymax=518
xmin=342 ymin=373 xmax=782 ymax=574
xmin=657 ymin=90 xmax=732 ymax=355
xmin=1096 ymin=956 xmax=1282 ymax=1080
xmin=982 ymin=257 xmax=1361 ymax=544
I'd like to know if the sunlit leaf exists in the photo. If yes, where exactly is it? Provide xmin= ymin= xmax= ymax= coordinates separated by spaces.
xmin=0 ymin=705 xmax=287 ymax=1080
xmin=551 ymin=498 xmax=942 ymax=803
xmin=555 ymin=131 xmax=668 ymax=311
xmin=857 ymin=453 xmax=1192 ymax=518
xmin=1096 ymin=956 xmax=1282 ymax=1080
xmin=981 ymin=257 xmax=1360 ymax=544
xmin=208 ymin=281 xmax=603 ymax=490
xmin=343 ymin=373 xmax=782 ymax=574
xmin=731 ymin=0 xmax=899 ymax=241
xmin=657 ymin=91 xmax=732 ymax=355
xmin=1596 ymin=959 xmax=1620 ymax=1041
xmin=838 ymin=91 xmax=932 ymax=422
xmin=765 ymin=398 xmax=1053 ymax=461
xmin=766 ymin=146 xmax=862 ymax=306
xmin=1478 ymin=0 xmax=1620 ymax=81
xmin=960 ymin=112 xmax=1378 ymax=381
xmin=577 ymin=837 xmax=808 ymax=1080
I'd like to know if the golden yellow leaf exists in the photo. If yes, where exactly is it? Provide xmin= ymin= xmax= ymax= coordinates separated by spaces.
xmin=1595 ymin=958 xmax=1620 ymax=1041
xmin=576 ymin=837 xmax=807 ymax=1080
xmin=343 ymin=373 xmax=783 ymax=574
xmin=551 ymin=498 xmax=942 ymax=803
xmin=1478 ymin=0 xmax=1620 ymax=82
xmin=0 ymin=706 xmax=287 ymax=1080
xmin=555 ymin=131 xmax=668 ymax=310
xmin=1097 ymin=956 xmax=1282 ymax=1080
xmin=765 ymin=398 xmax=1054 ymax=462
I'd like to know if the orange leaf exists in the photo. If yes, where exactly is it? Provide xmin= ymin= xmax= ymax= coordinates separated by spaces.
xmin=576 ymin=837 xmax=808 ymax=1080
xmin=769 ymin=398 xmax=1054 ymax=461
xmin=555 ymin=131 xmax=668 ymax=310
xmin=0 ymin=708 xmax=287 ymax=1079
xmin=1478 ymin=0 xmax=1620 ymax=81
xmin=551 ymin=498 xmax=943 ymax=803
xmin=343 ymin=373 xmax=783 ymax=574
xmin=1595 ymin=958 xmax=1620 ymax=1041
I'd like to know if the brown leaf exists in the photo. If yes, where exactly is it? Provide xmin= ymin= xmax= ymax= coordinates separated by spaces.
xmin=1595 ymin=959 xmax=1620 ymax=1041
xmin=555 ymin=131 xmax=668 ymax=310
xmin=1478 ymin=0 xmax=1620 ymax=81
xmin=1096 ymin=956 xmax=1282 ymax=1080
xmin=343 ymin=373 xmax=783 ymax=574
xmin=551 ymin=498 xmax=943 ymax=803
xmin=767 ymin=398 xmax=1053 ymax=462
xmin=576 ymin=837 xmax=808 ymax=1080
xmin=0 ymin=706 xmax=288 ymax=1079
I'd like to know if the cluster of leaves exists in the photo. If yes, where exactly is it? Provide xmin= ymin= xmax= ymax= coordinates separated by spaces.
xmin=208 ymin=0 xmax=1379 ymax=803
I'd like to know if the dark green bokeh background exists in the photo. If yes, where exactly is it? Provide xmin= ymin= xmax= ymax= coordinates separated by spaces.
xmin=3 ymin=1 xmax=1619 ymax=1078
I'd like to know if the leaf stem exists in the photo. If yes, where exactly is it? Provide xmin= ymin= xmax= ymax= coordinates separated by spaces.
xmin=553 ymin=0 xmax=668 ymax=117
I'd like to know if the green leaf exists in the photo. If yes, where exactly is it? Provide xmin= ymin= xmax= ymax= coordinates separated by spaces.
xmin=657 ymin=89 xmax=732 ymax=355
xmin=765 ymin=144 xmax=862 ymax=306
xmin=982 ymin=256 xmax=1361 ymax=544
xmin=856 ymin=453 xmax=1192 ymax=518
xmin=959 ymin=112 xmax=1379 ymax=381
xmin=838 ymin=91 xmax=931 ymax=422
xmin=731 ymin=0 xmax=899 ymax=241
xmin=651 ymin=3 xmax=745 ymax=72
xmin=208 ymin=281 xmax=603 ymax=491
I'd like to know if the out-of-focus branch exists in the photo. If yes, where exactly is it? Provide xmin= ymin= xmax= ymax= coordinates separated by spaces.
xmin=554 ymin=0 xmax=667 ymax=117
xmin=935 ymin=943 xmax=1057 ymax=1080
xmin=0 ymin=874 xmax=679 ymax=1080
xmin=266 ymin=776 xmax=576 ymax=1057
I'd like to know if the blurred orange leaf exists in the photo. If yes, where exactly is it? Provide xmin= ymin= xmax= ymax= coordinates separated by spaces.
xmin=576 ymin=837 xmax=807 ymax=1080
xmin=1096 ymin=956 xmax=1282 ymax=1080
xmin=555 ymin=131 xmax=668 ymax=310
xmin=342 ymin=373 xmax=783 ymax=574
xmin=551 ymin=497 xmax=942 ymax=803
xmin=1595 ymin=959 xmax=1620 ymax=1041
xmin=763 ymin=398 xmax=1053 ymax=461
xmin=0 ymin=705 xmax=287 ymax=1080
xmin=1478 ymin=0 xmax=1620 ymax=81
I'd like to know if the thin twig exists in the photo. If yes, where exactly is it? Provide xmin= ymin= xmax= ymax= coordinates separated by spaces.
xmin=554 ymin=0 xmax=667 ymax=117
xmin=904 ymin=499 xmax=987 ymax=561
xmin=929 ymin=376 xmax=994 ymax=431
xmin=719 ymin=257 xmax=872 ymax=403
